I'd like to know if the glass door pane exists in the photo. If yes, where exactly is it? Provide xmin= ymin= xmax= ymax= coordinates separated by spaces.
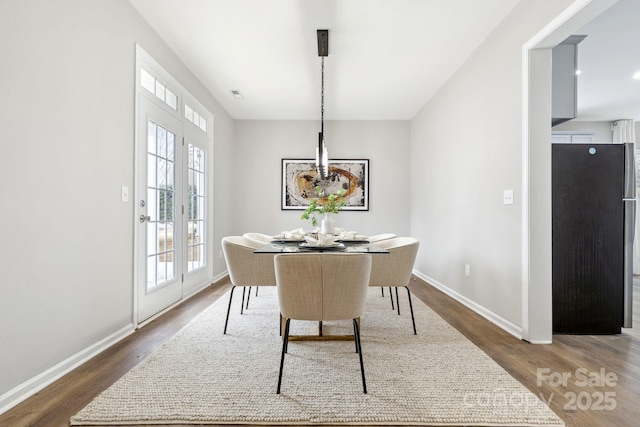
xmin=187 ymin=143 xmax=206 ymax=272
xmin=147 ymin=121 xmax=177 ymax=290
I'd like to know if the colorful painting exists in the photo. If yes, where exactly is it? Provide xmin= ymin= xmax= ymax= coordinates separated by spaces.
xmin=282 ymin=159 xmax=369 ymax=210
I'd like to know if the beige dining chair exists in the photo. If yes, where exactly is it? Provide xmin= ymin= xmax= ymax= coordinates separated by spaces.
xmin=274 ymin=253 xmax=372 ymax=394
xmin=221 ymin=236 xmax=276 ymax=334
xmin=369 ymin=237 xmax=419 ymax=334
xmin=241 ymin=232 xmax=274 ymax=300
xmin=368 ymin=233 xmax=398 ymax=299
xmin=368 ymin=233 xmax=397 ymax=243
xmin=242 ymin=232 xmax=273 ymax=247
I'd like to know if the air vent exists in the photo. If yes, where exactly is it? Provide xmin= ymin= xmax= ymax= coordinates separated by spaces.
xmin=230 ymin=90 xmax=244 ymax=99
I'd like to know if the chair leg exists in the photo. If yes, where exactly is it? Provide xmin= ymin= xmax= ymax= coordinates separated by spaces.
xmin=381 ymin=287 xmax=384 ymax=297
xmin=405 ymin=286 xmax=417 ymax=335
xmin=256 ymin=287 xmax=259 ymax=296
xmin=352 ymin=318 xmax=360 ymax=353
xmin=223 ymin=286 xmax=236 ymax=334
xmin=389 ymin=287 xmax=395 ymax=310
xmin=353 ymin=318 xmax=367 ymax=394
xmin=277 ymin=318 xmax=291 ymax=394
xmin=246 ymin=286 xmax=252 ymax=309
xmin=284 ymin=326 xmax=290 ymax=353
xmin=240 ymin=287 xmax=246 ymax=314
xmin=395 ymin=287 xmax=400 ymax=315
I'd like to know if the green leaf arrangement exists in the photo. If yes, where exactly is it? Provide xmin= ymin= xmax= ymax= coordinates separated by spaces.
xmin=300 ymin=186 xmax=347 ymax=227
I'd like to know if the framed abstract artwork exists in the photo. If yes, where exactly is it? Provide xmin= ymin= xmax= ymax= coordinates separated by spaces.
xmin=281 ymin=159 xmax=369 ymax=210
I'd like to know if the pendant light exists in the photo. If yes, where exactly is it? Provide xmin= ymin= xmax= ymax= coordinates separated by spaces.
xmin=316 ymin=29 xmax=329 ymax=179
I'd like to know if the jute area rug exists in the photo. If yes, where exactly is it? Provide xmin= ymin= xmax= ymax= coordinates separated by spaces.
xmin=71 ymin=287 xmax=564 ymax=426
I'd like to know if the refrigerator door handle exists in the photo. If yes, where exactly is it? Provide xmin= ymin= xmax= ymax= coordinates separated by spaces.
xmin=623 ymin=198 xmax=635 ymax=328
xmin=624 ymin=142 xmax=636 ymax=198
xmin=623 ymin=142 xmax=636 ymax=329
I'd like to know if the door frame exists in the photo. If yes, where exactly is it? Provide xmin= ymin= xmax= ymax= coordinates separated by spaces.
xmin=133 ymin=45 xmax=214 ymax=328
xmin=521 ymin=0 xmax=617 ymax=342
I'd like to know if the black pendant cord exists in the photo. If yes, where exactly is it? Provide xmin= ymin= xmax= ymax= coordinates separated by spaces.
xmin=317 ymin=31 xmax=328 ymax=179
xmin=318 ymin=55 xmax=325 ymax=178
xmin=321 ymin=55 xmax=324 ymax=135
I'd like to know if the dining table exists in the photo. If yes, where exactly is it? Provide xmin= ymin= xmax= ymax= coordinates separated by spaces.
xmin=254 ymin=237 xmax=389 ymax=341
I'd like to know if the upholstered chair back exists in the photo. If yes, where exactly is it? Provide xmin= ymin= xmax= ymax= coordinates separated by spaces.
xmin=274 ymin=253 xmax=372 ymax=322
xmin=369 ymin=237 xmax=419 ymax=288
xmin=222 ymin=236 xmax=276 ymax=287
xmin=242 ymin=232 xmax=273 ymax=248
xmin=368 ymin=233 xmax=397 ymax=243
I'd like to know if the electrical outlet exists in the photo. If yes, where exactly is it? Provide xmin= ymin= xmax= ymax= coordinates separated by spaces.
xmin=465 ymin=264 xmax=470 ymax=277
xmin=503 ymin=189 xmax=514 ymax=205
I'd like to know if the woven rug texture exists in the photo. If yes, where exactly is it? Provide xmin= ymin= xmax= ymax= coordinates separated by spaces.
xmin=71 ymin=287 xmax=564 ymax=426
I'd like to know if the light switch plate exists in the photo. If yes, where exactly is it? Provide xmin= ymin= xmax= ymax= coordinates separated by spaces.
xmin=121 ymin=186 xmax=129 ymax=202
xmin=503 ymin=189 xmax=513 ymax=205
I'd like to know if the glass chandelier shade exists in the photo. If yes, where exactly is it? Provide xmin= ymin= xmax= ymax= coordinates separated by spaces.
xmin=316 ymin=132 xmax=328 ymax=178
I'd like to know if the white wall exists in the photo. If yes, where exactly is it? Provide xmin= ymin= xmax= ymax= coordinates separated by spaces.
xmin=410 ymin=0 xmax=576 ymax=336
xmin=0 ymin=0 xmax=234 ymax=408
xmin=232 ymin=120 xmax=411 ymax=237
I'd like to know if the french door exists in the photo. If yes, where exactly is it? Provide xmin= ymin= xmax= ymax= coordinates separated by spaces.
xmin=137 ymin=98 xmax=184 ymax=322
xmin=135 ymin=46 xmax=211 ymax=325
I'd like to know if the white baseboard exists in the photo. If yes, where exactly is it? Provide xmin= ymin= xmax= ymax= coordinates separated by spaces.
xmin=183 ymin=271 xmax=227 ymax=300
xmin=0 ymin=324 xmax=134 ymax=415
xmin=1 ymin=274 xmax=230 ymax=415
xmin=528 ymin=339 xmax=553 ymax=344
xmin=413 ymin=270 xmax=524 ymax=340
xmin=211 ymin=270 xmax=228 ymax=285
xmin=138 ymin=272 xmax=228 ymax=329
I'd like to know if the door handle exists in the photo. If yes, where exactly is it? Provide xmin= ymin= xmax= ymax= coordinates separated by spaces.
xmin=139 ymin=215 xmax=151 ymax=223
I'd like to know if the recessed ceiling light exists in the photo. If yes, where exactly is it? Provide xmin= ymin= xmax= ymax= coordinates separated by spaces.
xmin=633 ymin=72 xmax=640 ymax=80
xmin=230 ymin=90 xmax=244 ymax=99
xmin=575 ymin=69 xmax=582 ymax=76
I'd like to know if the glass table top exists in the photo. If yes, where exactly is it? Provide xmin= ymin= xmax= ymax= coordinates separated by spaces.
xmin=254 ymin=241 xmax=389 ymax=254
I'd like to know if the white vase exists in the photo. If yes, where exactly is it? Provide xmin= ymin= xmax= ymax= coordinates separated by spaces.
xmin=320 ymin=213 xmax=335 ymax=235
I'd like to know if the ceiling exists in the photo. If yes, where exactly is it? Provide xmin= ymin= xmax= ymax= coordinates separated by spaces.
xmin=128 ymin=0 xmax=640 ymax=122
xmin=128 ymin=0 xmax=520 ymax=120
xmin=574 ymin=0 xmax=640 ymax=121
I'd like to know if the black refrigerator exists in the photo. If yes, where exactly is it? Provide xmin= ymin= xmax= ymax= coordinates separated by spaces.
xmin=552 ymin=143 xmax=635 ymax=334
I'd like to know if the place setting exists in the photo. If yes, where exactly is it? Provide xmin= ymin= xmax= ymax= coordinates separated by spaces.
xmin=267 ymin=228 xmax=372 ymax=252
xmin=334 ymin=228 xmax=370 ymax=244
xmin=270 ymin=228 xmax=307 ymax=243
xmin=298 ymin=233 xmax=346 ymax=251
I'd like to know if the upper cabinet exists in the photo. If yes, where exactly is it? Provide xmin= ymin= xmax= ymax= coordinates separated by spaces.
xmin=551 ymin=131 xmax=594 ymax=143
xmin=552 ymin=35 xmax=587 ymax=126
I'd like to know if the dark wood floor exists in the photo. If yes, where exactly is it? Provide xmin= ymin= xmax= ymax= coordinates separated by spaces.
xmin=1 ymin=276 xmax=639 ymax=427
